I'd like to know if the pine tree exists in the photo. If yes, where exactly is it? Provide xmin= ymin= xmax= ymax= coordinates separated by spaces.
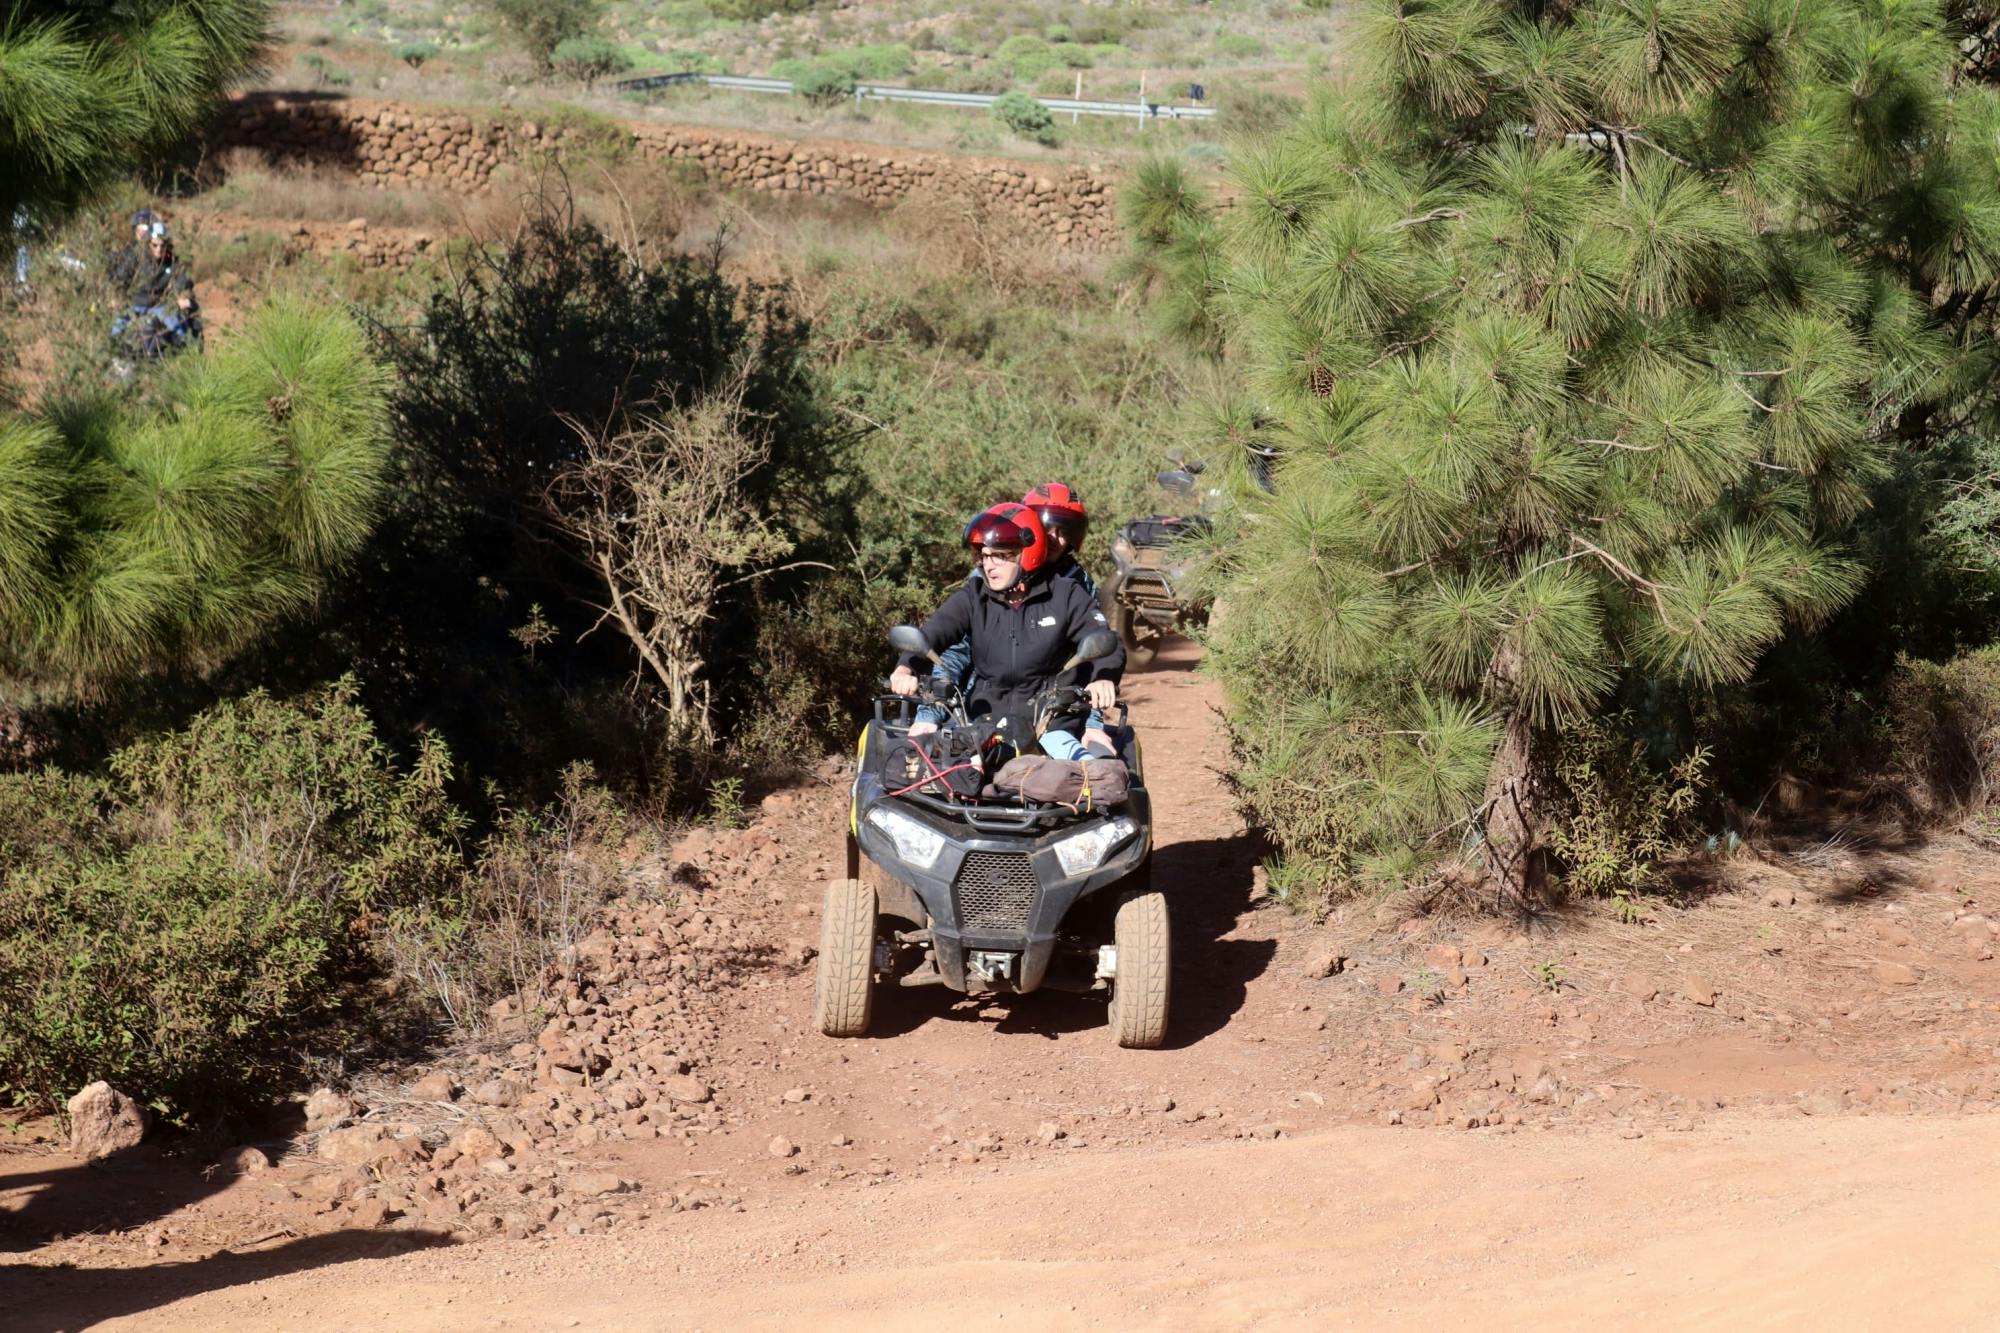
xmin=0 ymin=4 xmax=392 ymax=721
xmin=0 ymin=1 xmax=269 ymax=224
xmin=0 ymin=299 xmax=389 ymax=698
xmin=1144 ymin=0 xmax=1996 ymax=908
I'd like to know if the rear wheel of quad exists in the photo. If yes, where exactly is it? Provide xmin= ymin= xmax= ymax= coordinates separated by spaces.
xmin=1108 ymin=884 xmax=1170 ymax=1048
xmin=813 ymin=878 xmax=876 ymax=1037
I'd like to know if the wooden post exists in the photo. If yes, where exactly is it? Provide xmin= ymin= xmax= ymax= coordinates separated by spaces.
xmin=1073 ymin=70 xmax=1082 ymax=125
xmin=1138 ymin=69 xmax=1147 ymax=130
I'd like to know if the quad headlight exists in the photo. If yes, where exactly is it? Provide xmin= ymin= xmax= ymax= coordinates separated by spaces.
xmin=865 ymin=806 xmax=946 ymax=870
xmin=1052 ymin=816 xmax=1140 ymax=877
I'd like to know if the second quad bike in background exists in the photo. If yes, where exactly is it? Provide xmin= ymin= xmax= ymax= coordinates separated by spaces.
xmin=1104 ymin=454 xmax=1214 ymax=668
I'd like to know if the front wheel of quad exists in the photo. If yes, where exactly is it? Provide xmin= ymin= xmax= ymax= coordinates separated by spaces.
xmin=1107 ymin=599 xmax=1155 ymax=669
xmin=1108 ymin=885 xmax=1170 ymax=1048
xmin=813 ymin=878 xmax=876 ymax=1037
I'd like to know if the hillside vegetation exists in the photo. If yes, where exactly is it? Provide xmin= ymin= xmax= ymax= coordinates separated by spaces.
xmin=4 ymin=0 xmax=2000 ymax=1130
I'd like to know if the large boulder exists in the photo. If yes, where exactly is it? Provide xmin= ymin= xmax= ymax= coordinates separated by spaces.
xmin=66 ymin=1082 xmax=148 ymax=1159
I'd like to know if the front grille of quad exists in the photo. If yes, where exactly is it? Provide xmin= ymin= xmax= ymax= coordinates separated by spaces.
xmin=952 ymin=852 xmax=1039 ymax=932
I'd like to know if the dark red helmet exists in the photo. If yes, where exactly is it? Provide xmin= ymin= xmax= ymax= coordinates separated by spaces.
xmin=1023 ymin=482 xmax=1087 ymax=546
xmin=964 ymin=501 xmax=1050 ymax=574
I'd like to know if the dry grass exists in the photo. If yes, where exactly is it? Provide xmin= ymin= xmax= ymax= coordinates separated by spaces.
xmin=206 ymin=149 xmax=468 ymax=228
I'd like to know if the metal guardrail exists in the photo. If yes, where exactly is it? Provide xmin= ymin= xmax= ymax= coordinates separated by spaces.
xmin=615 ymin=71 xmax=1217 ymax=122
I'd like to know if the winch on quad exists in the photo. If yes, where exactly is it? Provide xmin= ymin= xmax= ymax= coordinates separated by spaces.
xmin=814 ymin=625 xmax=1170 ymax=1049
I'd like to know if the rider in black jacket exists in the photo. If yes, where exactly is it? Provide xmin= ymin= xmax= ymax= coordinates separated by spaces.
xmin=890 ymin=504 xmax=1123 ymax=736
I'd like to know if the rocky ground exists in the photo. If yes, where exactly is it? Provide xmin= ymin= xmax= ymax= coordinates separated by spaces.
xmin=5 ymin=637 xmax=2000 ymax=1327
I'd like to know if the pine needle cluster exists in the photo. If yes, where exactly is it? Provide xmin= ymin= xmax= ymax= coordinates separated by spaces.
xmin=0 ymin=299 xmax=389 ymax=696
xmin=0 ymin=1 xmax=270 ymax=224
xmin=1139 ymin=0 xmax=1997 ymax=903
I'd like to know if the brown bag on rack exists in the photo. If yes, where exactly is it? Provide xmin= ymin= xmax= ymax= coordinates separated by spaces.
xmin=993 ymin=755 xmax=1130 ymax=810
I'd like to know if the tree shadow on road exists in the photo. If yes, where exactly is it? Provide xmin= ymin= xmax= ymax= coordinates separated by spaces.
xmin=0 ymin=1138 xmax=294 ymax=1258
xmin=5 ymin=1227 xmax=453 ymax=1333
xmin=1154 ymin=830 xmax=1273 ymax=1049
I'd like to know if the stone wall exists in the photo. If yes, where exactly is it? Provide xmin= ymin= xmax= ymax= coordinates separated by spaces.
xmin=214 ymin=94 xmax=1125 ymax=251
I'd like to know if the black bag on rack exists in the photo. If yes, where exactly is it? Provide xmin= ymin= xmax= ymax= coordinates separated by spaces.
xmin=879 ymin=730 xmax=984 ymax=800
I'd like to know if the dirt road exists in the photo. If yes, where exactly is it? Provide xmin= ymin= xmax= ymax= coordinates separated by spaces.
xmin=9 ymin=637 xmax=2000 ymax=1328
xmin=16 ymin=1113 xmax=2000 ymax=1330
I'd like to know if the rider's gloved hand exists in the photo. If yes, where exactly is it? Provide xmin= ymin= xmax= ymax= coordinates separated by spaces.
xmin=889 ymin=664 xmax=920 ymax=696
xmin=1082 ymin=728 xmax=1115 ymax=755
xmin=1087 ymin=679 xmax=1117 ymax=712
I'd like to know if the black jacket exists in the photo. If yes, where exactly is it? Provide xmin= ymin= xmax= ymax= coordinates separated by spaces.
xmin=128 ymin=251 xmax=194 ymax=311
xmin=905 ymin=572 xmax=1123 ymax=723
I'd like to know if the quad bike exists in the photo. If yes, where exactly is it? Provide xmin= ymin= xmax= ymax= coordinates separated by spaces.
xmin=110 ymin=301 xmax=203 ymax=376
xmin=1103 ymin=454 xmax=1215 ymax=668
xmin=815 ymin=625 xmax=1168 ymax=1048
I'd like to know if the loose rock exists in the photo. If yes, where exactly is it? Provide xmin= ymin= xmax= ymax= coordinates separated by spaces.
xmin=661 ymin=1075 xmax=713 ymax=1105
xmin=66 ymin=1082 xmax=148 ymax=1160
xmin=570 ymin=1172 xmax=632 ymax=1197
xmin=1303 ymin=952 xmax=1345 ymax=979
xmin=303 ymin=1087 xmax=358 ymax=1131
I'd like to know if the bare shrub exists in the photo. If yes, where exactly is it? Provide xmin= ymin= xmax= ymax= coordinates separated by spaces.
xmin=380 ymin=762 xmax=632 ymax=1031
xmin=547 ymin=367 xmax=824 ymax=743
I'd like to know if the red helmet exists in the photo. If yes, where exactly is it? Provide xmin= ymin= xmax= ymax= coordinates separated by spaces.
xmin=1023 ymin=482 xmax=1087 ymax=546
xmin=964 ymin=501 xmax=1050 ymax=574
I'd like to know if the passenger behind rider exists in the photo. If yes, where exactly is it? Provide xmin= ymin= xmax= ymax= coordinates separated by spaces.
xmin=107 ymin=209 xmax=156 ymax=292
xmin=128 ymin=220 xmax=197 ymax=320
xmin=888 ymin=504 xmax=1121 ymax=761
xmin=912 ymin=482 xmax=1116 ymax=756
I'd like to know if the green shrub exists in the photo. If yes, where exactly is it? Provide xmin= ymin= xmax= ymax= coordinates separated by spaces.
xmin=396 ymin=40 xmax=439 ymax=70
xmin=1882 ymin=647 xmax=2000 ymax=824
xmin=526 ymin=102 xmax=633 ymax=161
xmin=990 ymin=90 xmax=1056 ymax=145
xmin=552 ymin=34 xmax=633 ymax=84
xmin=995 ymin=34 xmax=1060 ymax=80
xmin=734 ymin=581 xmax=935 ymax=766
xmin=479 ymin=0 xmax=603 ymax=67
xmin=1216 ymin=34 xmax=1265 ymax=59
xmin=1543 ymin=715 xmax=1711 ymax=911
xmin=298 ymin=51 xmax=353 ymax=88
xmin=0 ymin=682 xmax=467 ymax=1122
xmin=552 ymin=34 xmax=628 ymax=84
xmin=791 ymin=61 xmax=858 ymax=104
xmin=360 ymin=190 xmax=852 ymax=803
xmin=831 ymin=43 xmax=914 ymax=80
xmin=710 ymin=0 xmax=813 ymax=18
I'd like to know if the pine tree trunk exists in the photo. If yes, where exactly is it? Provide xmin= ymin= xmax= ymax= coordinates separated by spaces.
xmin=1479 ymin=643 xmax=1539 ymax=914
